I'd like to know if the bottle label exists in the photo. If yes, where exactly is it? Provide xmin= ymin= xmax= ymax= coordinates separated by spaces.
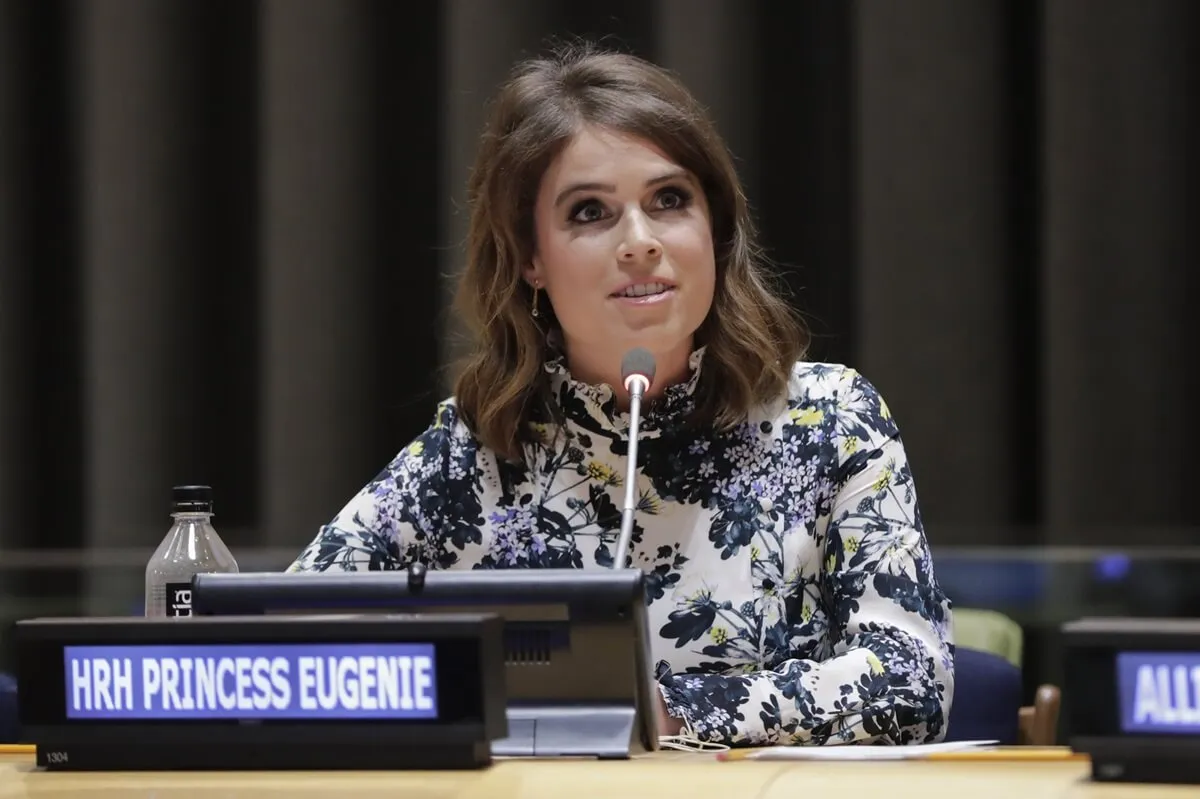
xmin=165 ymin=582 xmax=193 ymax=617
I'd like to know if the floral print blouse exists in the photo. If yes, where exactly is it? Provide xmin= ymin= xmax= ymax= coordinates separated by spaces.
xmin=288 ymin=349 xmax=955 ymax=747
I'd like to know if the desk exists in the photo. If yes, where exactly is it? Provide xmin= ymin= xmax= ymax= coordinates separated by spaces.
xmin=0 ymin=750 xmax=1194 ymax=798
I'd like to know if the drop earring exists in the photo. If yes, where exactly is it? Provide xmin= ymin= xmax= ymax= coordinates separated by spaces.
xmin=531 ymin=283 xmax=540 ymax=318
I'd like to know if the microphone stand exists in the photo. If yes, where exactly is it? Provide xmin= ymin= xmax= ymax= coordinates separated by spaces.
xmin=613 ymin=375 xmax=647 ymax=569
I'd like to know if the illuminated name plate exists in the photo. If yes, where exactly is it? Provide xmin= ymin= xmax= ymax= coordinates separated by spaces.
xmin=1064 ymin=617 xmax=1200 ymax=785
xmin=1119 ymin=652 xmax=1200 ymax=734
xmin=64 ymin=643 xmax=438 ymax=721
xmin=14 ymin=614 xmax=507 ymax=771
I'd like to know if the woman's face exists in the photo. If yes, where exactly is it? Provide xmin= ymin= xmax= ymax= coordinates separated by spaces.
xmin=526 ymin=125 xmax=716 ymax=392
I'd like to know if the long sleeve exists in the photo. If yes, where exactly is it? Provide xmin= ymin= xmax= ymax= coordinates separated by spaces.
xmin=287 ymin=401 xmax=483 ymax=572
xmin=657 ymin=369 xmax=955 ymax=746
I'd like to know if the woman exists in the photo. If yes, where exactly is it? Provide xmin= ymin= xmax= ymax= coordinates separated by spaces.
xmin=289 ymin=43 xmax=954 ymax=748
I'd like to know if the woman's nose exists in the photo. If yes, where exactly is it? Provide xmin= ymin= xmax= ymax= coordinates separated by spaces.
xmin=618 ymin=213 xmax=662 ymax=261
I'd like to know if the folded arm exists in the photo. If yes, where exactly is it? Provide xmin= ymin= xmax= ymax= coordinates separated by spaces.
xmin=658 ymin=373 xmax=954 ymax=746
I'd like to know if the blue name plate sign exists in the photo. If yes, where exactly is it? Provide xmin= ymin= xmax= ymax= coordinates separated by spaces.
xmin=65 ymin=643 xmax=438 ymax=720
xmin=1119 ymin=651 xmax=1200 ymax=735
xmin=1062 ymin=618 xmax=1200 ymax=784
xmin=15 ymin=614 xmax=505 ymax=771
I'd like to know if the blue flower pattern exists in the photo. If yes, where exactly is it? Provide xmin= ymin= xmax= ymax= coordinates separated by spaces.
xmin=289 ymin=350 xmax=955 ymax=747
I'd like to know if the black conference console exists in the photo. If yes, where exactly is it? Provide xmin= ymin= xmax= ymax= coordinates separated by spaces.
xmin=190 ymin=567 xmax=661 ymax=760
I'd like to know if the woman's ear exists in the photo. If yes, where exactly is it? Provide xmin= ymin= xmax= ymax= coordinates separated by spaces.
xmin=523 ymin=257 xmax=543 ymax=288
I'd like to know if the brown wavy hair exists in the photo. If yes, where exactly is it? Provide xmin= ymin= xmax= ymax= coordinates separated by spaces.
xmin=453 ymin=42 xmax=808 ymax=461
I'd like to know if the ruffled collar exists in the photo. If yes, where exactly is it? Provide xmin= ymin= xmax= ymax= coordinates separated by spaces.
xmin=542 ymin=347 xmax=705 ymax=439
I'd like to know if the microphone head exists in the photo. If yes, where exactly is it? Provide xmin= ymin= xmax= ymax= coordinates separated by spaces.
xmin=620 ymin=347 xmax=656 ymax=393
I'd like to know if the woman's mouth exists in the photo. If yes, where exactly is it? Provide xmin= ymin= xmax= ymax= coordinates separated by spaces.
xmin=611 ymin=282 xmax=675 ymax=305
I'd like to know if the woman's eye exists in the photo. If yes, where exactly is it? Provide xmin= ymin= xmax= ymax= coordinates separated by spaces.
xmin=656 ymin=187 xmax=691 ymax=210
xmin=569 ymin=200 xmax=605 ymax=223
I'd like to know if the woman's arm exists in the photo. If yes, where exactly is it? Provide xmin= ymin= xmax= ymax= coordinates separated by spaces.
xmin=657 ymin=369 xmax=954 ymax=746
xmin=287 ymin=401 xmax=482 ymax=572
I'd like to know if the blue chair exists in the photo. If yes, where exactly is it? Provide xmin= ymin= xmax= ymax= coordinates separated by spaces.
xmin=945 ymin=646 xmax=1023 ymax=744
xmin=0 ymin=672 xmax=18 ymax=744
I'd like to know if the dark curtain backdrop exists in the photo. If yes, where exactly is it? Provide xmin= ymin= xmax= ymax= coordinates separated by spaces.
xmin=2 ymin=0 xmax=1198 ymax=606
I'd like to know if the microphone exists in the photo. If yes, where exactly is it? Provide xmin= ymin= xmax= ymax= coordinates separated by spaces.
xmin=613 ymin=347 xmax=656 ymax=569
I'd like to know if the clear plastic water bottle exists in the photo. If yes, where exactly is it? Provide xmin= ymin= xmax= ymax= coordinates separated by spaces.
xmin=144 ymin=485 xmax=238 ymax=617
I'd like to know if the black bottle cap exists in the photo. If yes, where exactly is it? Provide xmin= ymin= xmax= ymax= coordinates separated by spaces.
xmin=172 ymin=485 xmax=213 ymax=513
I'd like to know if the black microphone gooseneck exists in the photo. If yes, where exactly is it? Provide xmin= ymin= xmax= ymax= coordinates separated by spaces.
xmin=613 ymin=348 xmax=656 ymax=569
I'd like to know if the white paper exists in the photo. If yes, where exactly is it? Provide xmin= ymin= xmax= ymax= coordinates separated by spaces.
xmin=736 ymin=740 xmax=1000 ymax=761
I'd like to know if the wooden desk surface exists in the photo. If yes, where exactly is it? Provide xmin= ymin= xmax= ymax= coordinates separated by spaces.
xmin=0 ymin=750 xmax=1195 ymax=798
